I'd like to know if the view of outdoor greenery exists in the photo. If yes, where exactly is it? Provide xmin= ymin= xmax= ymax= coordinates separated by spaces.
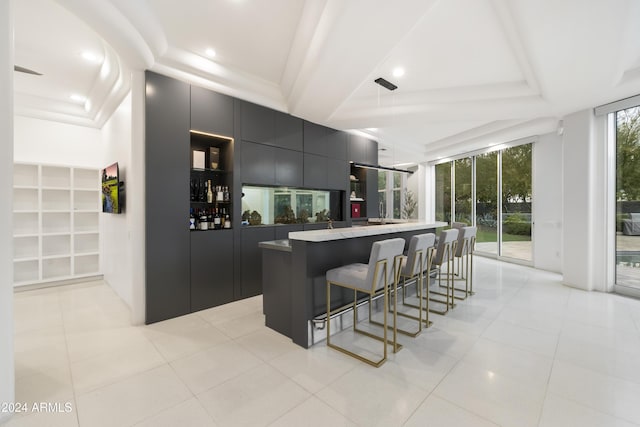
xmin=616 ymin=106 xmax=640 ymax=288
xmin=434 ymin=143 xmax=532 ymax=260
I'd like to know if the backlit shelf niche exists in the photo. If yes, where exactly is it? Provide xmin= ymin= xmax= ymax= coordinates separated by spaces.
xmin=12 ymin=163 xmax=101 ymax=287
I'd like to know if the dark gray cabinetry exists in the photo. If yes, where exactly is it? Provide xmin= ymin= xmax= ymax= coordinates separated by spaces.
xmin=190 ymin=86 xmax=234 ymax=137
xmin=241 ymin=227 xmax=275 ymax=297
xmin=241 ymin=101 xmax=275 ymax=145
xmin=275 ymin=112 xmax=303 ymax=151
xmin=303 ymin=121 xmax=327 ymax=156
xmin=145 ymin=71 xmax=191 ymax=323
xmin=241 ymin=141 xmax=275 ymax=185
xmin=348 ymin=134 xmax=368 ymax=163
xmin=327 ymin=129 xmax=348 ymax=160
xmin=275 ymin=148 xmax=303 ymax=187
xmin=303 ymin=153 xmax=328 ymax=189
xmin=190 ymin=230 xmax=234 ymax=311
xmin=327 ymin=157 xmax=348 ymax=190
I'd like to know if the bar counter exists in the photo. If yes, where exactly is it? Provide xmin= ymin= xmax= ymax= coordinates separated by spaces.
xmin=260 ymin=221 xmax=446 ymax=347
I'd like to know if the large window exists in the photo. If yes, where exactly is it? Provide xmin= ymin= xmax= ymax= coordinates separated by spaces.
xmin=615 ymin=106 xmax=640 ymax=289
xmin=433 ymin=143 xmax=532 ymax=262
xmin=378 ymin=171 xmax=405 ymax=220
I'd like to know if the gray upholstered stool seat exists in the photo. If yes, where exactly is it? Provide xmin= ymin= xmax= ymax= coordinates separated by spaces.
xmin=395 ymin=233 xmax=436 ymax=335
xmin=326 ymin=237 xmax=405 ymax=367
xmin=452 ymin=226 xmax=477 ymax=299
xmin=429 ymin=228 xmax=458 ymax=315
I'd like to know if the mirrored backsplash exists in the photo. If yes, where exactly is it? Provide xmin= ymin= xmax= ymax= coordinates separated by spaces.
xmin=241 ymin=185 xmax=344 ymax=226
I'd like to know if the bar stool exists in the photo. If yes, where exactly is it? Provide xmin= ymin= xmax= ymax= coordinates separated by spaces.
xmin=429 ymin=229 xmax=458 ymax=315
xmin=326 ymin=237 xmax=405 ymax=367
xmin=396 ymin=233 xmax=436 ymax=334
xmin=452 ymin=226 xmax=477 ymax=299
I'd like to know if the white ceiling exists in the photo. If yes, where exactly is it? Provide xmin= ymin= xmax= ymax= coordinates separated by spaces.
xmin=13 ymin=0 xmax=640 ymax=165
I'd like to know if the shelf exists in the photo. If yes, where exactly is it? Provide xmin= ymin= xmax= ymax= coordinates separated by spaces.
xmin=14 ymin=188 xmax=39 ymax=211
xmin=74 ymin=168 xmax=98 ymax=190
xmin=191 ymin=168 xmax=227 ymax=173
xmin=42 ymin=257 xmax=71 ymax=279
xmin=13 ymin=233 xmax=39 ymax=238
xmin=74 ymin=190 xmax=99 ymax=211
xmin=43 ymin=212 xmax=70 ymax=234
xmin=74 ymin=212 xmax=99 ymax=232
xmin=43 ymin=234 xmax=71 ymax=257
xmin=41 ymin=186 xmax=71 ymax=190
xmin=14 ymin=164 xmax=38 ymax=187
xmin=14 ymin=259 xmax=39 ymax=284
xmin=42 ymin=254 xmax=71 ymax=260
xmin=42 ymin=166 xmax=70 ymax=188
xmin=13 ymin=212 xmax=38 ymax=236
xmin=74 ymin=231 xmax=99 ymax=236
xmin=12 ymin=163 xmax=102 ymax=287
xmin=75 ymin=233 xmax=99 ymax=253
xmin=13 ymin=235 xmax=38 ymax=260
xmin=350 ymin=198 xmax=365 ymax=202
xmin=74 ymin=254 xmax=99 ymax=275
xmin=42 ymin=189 xmax=70 ymax=211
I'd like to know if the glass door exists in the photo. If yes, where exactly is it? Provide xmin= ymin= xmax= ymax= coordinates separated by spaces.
xmin=435 ymin=162 xmax=451 ymax=231
xmin=475 ymin=152 xmax=498 ymax=255
xmin=615 ymin=106 xmax=640 ymax=289
xmin=500 ymin=145 xmax=532 ymax=261
xmin=454 ymin=158 xmax=472 ymax=225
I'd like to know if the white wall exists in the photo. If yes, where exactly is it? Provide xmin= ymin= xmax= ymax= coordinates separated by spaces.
xmin=532 ymin=132 xmax=563 ymax=273
xmin=100 ymin=92 xmax=134 ymax=316
xmin=561 ymin=108 xmax=608 ymax=291
xmin=14 ymin=116 xmax=103 ymax=167
xmin=1 ymin=0 xmax=15 ymax=423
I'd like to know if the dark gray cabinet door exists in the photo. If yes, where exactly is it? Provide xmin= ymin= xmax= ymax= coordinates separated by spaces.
xmin=348 ymin=134 xmax=368 ymax=163
xmin=366 ymin=169 xmax=379 ymax=217
xmin=327 ymin=157 xmax=348 ymax=190
xmin=303 ymin=153 xmax=328 ymax=189
xmin=241 ymin=101 xmax=275 ymax=145
xmin=366 ymin=137 xmax=378 ymax=164
xmin=191 ymin=230 xmax=234 ymax=311
xmin=275 ymin=112 xmax=303 ymax=151
xmin=241 ymin=227 xmax=275 ymax=297
xmin=144 ymin=71 xmax=191 ymax=324
xmin=190 ymin=86 xmax=234 ymax=137
xmin=275 ymin=148 xmax=303 ymax=187
xmin=326 ymin=129 xmax=348 ymax=160
xmin=303 ymin=121 xmax=328 ymax=156
xmin=241 ymin=141 xmax=275 ymax=185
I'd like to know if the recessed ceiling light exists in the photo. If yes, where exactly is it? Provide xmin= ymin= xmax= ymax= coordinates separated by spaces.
xmin=205 ymin=48 xmax=216 ymax=58
xmin=70 ymin=94 xmax=86 ymax=103
xmin=81 ymin=51 xmax=101 ymax=63
xmin=392 ymin=67 xmax=405 ymax=78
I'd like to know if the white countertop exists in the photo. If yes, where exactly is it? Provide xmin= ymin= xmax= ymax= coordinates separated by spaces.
xmin=288 ymin=221 xmax=447 ymax=242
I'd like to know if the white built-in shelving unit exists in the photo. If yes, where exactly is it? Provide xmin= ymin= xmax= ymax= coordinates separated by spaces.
xmin=12 ymin=163 xmax=101 ymax=287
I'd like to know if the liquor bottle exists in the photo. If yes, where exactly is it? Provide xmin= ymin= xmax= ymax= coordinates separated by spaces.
xmin=190 ymin=179 xmax=195 ymax=202
xmin=207 ymin=180 xmax=213 ymax=203
xmin=220 ymin=209 xmax=226 ymax=229
xmin=189 ymin=208 xmax=195 ymax=230
xmin=214 ymin=208 xmax=222 ymax=229
xmin=224 ymin=209 xmax=231 ymax=229
xmin=200 ymin=179 xmax=206 ymax=202
xmin=208 ymin=208 xmax=214 ymax=229
xmin=217 ymin=185 xmax=224 ymax=202
xmin=223 ymin=185 xmax=230 ymax=202
xmin=199 ymin=210 xmax=208 ymax=230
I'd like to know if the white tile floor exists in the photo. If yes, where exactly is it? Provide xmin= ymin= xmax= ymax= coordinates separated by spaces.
xmin=5 ymin=257 xmax=640 ymax=427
